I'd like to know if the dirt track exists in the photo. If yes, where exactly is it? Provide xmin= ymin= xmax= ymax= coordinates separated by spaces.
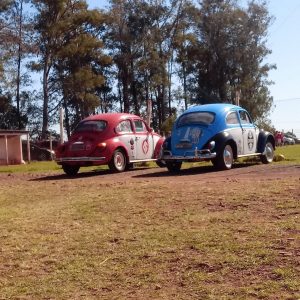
xmin=1 ymin=163 xmax=300 ymax=299
xmin=1 ymin=162 xmax=300 ymax=184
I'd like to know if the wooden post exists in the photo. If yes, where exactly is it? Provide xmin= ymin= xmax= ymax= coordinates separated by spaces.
xmin=146 ymin=99 xmax=152 ymax=127
xmin=27 ymin=133 xmax=31 ymax=163
xmin=5 ymin=135 xmax=8 ymax=165
xmin=60 ymin=107 xmax=64 ymax=144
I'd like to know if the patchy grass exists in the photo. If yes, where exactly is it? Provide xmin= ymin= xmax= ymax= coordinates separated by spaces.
xmin=0 ymin=169 xmax=299 ymax=299
xmin=0 ymin=145 xmax=299 ymax=174
xmin=275 ymin=144 xmax=300 ymax=163
xmin=0 ymin=161 xmax=60 ymax=173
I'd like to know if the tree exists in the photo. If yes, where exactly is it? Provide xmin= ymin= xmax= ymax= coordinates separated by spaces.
xmin=0 ymin=0 xmax=34 ymax=129
xmin=182 ymin=0 xmax=275 ymax=121
xmin=0 ymin=90 xmax=27 ymax=129
xmin=32 ymin=0 xmax=109 ymax=138
xmin=105 ymin=0 xmax=184 ymax=129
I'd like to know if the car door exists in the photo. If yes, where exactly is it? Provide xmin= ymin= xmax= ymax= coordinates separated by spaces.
xmin=115 ymin=119 xmax=136 ymax=160
xmin=238 ymin=110 xmax=257 ymax=155
xmin=133 ymin=119 xmax=154 ymax=160
xmin=225 ymin=111 xmax=243 ymax=155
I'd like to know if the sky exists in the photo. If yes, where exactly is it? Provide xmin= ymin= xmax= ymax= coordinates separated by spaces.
xmin=87 ymin=0 xmax=300 ymax=137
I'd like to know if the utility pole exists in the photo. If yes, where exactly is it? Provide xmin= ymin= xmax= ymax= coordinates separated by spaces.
xmin=59 ymin=107 xmax=64 ymax=144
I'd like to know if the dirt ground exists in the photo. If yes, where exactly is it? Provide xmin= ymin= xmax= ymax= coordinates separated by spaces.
xmin=1 ymin=162 xmax=300 ymax=184
xmin=0 ymin=163 xmax=299 ymax=299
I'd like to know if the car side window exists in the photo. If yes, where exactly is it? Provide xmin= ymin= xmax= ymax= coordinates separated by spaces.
xmin=134 ymin=120 xmax=147 ymax=133
xmin=239 ymin=111 xmax=252 ymax=124
xmin=226 ymin=111 xmax=239 ymax=125
xmin=115 ymin=120 xmax=133 ymax=133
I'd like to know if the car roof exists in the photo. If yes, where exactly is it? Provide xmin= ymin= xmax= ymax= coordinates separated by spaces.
xmin=183 ymin=103 xmax=242 ymax=115
xmin=82 ymin=113 xmax=140 ymax=122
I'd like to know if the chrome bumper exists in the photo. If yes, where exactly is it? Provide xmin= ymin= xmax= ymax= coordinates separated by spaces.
xmin=55 ymin=156 xmax=106 ymax=163
xmin=161 ymin=150 xmax=216 ymax=161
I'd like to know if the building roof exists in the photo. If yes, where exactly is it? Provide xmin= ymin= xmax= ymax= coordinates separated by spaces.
xmin=0 ymin=130 xmax=29 ymax=135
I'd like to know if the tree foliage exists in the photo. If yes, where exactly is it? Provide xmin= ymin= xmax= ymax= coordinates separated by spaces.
xmin=0 ymin=0 xmax=276 ymax=135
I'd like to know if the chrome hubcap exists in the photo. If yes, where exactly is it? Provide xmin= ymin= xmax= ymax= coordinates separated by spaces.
xmin=115 ymin=153 xmax=125 ymax=169
xmin=223 ymin=146 xmax=233 ymax=168
xmin=265 ymin=143 xmax=274 ymax=162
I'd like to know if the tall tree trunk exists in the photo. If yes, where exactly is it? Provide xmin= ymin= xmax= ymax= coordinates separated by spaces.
xmin=42 ymin=54 xmax=50 ymax=139
xmin=63 ymin=97 xmax=71 ymax=139
xmin=122 ymin=68 xmax=130 ymax=112
xmin=183 ymin=61 xmax=188 ymax=110
xmin=16 ymin=0 xmax=23 ymax=129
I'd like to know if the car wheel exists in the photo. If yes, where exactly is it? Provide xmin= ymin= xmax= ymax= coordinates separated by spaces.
xmin=260 ymin=141 xmax=274 ymax=164
xmin=156 ymin=160 xmax=166 ymax=168
xmin=125 ymin=163 xmax=134 ymax=171
xmin=62 ymin=165 xmax=80 ymax=176
xmin=109 ymin=149 xmax=127 ymax=172
xmin=213 ymin=144 xmax=233 ymax=170
xmin=166 ymin=161 xmax=182 ymax=172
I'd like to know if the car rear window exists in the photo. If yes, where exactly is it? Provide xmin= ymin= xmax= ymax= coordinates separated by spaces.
xmin=177 ymin=112 xmax=215 ymax=127
xmin=74 ymin=120 xmax=107 ymax=132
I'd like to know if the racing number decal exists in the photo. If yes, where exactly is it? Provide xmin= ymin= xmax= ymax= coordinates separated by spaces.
xmin=248 ymin=131 xmax=254 ymax=151
xmin=142 ymin=139 xmax=149 ymax=154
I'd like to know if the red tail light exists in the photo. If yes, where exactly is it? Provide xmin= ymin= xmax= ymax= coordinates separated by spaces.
xmin=97 ymin=142 xmax=107 ymax=152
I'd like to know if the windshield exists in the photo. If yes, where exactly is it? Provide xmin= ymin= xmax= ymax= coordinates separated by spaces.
xmin=74 ymin=120 xmax=107 ymax=133
xmin=177 ymin=112 xmax=215 ymax=127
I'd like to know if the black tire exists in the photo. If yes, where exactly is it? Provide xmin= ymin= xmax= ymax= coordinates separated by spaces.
xmin=125 ymin=163 xmax=134 ymax=171
xmin=166 ymin=161 xmax=182 ymax=172
xmin=109 ymin=149 xmax=127 ymax=172
xmin=260 ymin=141 xmax=274 ymax=164
xmin=213 ymin=144 xmax=234 ymax=170
xmin=156 ymin=160 xmax=166 ymax=168
xmin=62 ymin=165 xmax=80 ymax=176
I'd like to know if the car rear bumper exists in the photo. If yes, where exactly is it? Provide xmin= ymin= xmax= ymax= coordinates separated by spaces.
xmin=161 ymin=150 xmax=216 ymax=161
xmin=56 ymin=156 xmax=106 ymax=163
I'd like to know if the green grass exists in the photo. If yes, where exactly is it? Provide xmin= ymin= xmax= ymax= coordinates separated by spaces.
xmin=0 ymin=161 xmax=60 ymax=173
xmin=0 ymin=167 xmax=299 ymax=299
xmin=1 ymin=144 xmax=299 ymax=174
xmin=275 ymin=144 xmax=300 ymax=163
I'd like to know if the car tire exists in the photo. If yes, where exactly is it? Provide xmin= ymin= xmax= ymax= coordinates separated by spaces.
xmin=166 ymin=161 xmax=182 ymax=172
xmin=109 ymin=149 xmax=127 ymax=172
xmin=260 ymin=141 xmax=274 ymax=164
xmin=156 ymin=160 xmax=166 ymax=168
xmin=125 ymin=163 xmax=134 ymax=171
xmin=62 ymin=165 xmax=80 ymax=176
xmin=213 ymin=144 xmax=233 ymax=170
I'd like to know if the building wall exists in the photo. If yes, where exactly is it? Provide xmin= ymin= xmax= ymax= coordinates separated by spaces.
xmin=0 ymin=135 xmax=23 ymax=165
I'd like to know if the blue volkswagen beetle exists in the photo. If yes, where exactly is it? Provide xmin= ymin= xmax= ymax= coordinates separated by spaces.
xmin=160 ymin=103 xmax=275 ymax=172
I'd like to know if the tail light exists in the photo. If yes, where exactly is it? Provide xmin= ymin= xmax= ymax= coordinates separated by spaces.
xmin=97 ymin=142 xmax=107 ymax=152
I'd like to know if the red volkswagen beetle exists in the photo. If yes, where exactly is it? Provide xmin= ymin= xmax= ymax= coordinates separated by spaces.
xmin=55 ymin=113 xmax=164 ymax=175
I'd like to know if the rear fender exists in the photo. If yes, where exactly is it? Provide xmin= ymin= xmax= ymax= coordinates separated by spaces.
xmin=105 ymin=139 xmax=130 ymax=162
xmin=257 ymin=131 xmax=275 ymax=153
xmin=153 ymin=137 xmax=165 ymax=158
xmin=207 ymin=131 xmax=238 ymax=159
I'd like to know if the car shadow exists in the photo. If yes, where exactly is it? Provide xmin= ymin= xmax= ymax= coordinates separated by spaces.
xmin=29 ymin=167 xmax=151 ymax=181
xmin=133 ymin=162 xmax=258 ymax=178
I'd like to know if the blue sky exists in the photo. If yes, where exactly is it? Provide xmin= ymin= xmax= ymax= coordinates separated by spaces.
xmin=266 ymin=1 xmax=300 ymax=136
xmin=88 ymin=0 xmax=300 ymax=136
